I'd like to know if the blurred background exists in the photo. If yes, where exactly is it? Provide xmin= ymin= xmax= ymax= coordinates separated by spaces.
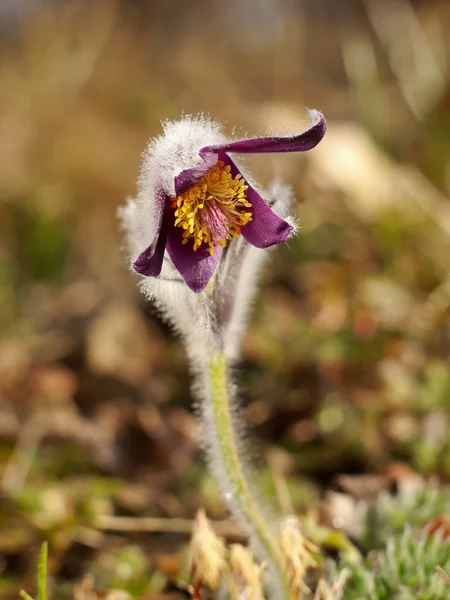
xmin=1 ymin=0 xmax=450 ymax=597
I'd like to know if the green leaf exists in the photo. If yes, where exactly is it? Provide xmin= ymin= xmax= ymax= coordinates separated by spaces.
xmin=38 ymin=542 xmax=48 ymax=600
xmin=19 ymin=542 xmax=48 ymax=600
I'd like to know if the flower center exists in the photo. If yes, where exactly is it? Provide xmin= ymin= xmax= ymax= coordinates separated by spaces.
xmin=171 ymin=160 xmax=252 ymax=255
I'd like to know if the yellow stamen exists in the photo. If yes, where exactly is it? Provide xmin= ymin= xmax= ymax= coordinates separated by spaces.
xmin=170 ymin=160 xmax=252 ymax=255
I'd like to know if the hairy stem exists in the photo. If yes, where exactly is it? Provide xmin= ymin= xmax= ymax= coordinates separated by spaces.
xmin=208 ymin=351 xmax=291 ymax=599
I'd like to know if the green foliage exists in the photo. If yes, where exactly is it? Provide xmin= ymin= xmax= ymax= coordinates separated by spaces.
xmin=361 ymin=483 xmax=450 ymax=550
xmin=340 ymin=528 xmax=450 ymax=600
xmin=92 ymin=545 xmax=151 ymax=596
xmin=38 ymin=543 xmax=48 ymax=600
xmin=324 ymin=485 xmax=450 ymax=599
xmin=9 ymin=202 xmax=70 ymax=284
xmin=19 ymin=542 xmax=48 ymax=600
xmin=418 ymin=361 xmax=450 ymax=410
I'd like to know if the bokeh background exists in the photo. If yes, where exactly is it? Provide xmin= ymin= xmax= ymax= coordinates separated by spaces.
xmin=1 ymin=0 xmax=450 ymax=597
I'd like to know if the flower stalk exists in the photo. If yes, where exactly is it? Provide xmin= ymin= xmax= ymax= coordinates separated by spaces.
xmin=208 ymin=350 xmax=292 ymax=599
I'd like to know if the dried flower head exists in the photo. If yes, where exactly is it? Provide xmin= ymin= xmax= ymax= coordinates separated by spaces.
xmin=120 ymin=112 xmax=326 ymax=292
xmin=314 ymin=574 xmax=348 ymax=600
xmin=279 ymin=515 xmax=319 ymax=597
xmin=228 ymin=544 xmax=265 ymax=600
xmin=190 ymin=509 xmax=226 ymax=597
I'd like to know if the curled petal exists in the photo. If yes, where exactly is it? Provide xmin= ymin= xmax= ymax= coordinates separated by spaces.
xmin=221 ymin=154 xmax=293 ymax=248
xmin=173 ymin=111 xmax=327 ymax=196
xmin=166 ymin=216 xmax=223 ymax=292
xmin=133 ymin=209 xmax=168 ymax=277
xmin=201 ymin=110 xmax=326 ymax=157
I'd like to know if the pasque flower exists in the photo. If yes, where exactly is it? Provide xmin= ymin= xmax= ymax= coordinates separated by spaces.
xmin=124 ymin=111 xmax=326 ymax=292
xmin=120 ymin=110 xmax=327 ymax=600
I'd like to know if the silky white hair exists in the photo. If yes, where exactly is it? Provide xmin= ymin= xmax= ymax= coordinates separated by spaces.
xmin=119 ymin=115 xmax=227 ymax=267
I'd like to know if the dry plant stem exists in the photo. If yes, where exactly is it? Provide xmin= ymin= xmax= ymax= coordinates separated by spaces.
xmin=209 ymin=351 xmax=291 ymax=600
xmin=435 ymin=566 xmax=450 ymax=586
xmin=95 ymin=514 xmax=245 ymax=540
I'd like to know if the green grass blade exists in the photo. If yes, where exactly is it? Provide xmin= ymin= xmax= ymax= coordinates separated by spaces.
xmin=19 ymin=591 xmax=34 ymax=600
xmin=38 ymin=542 xmax=48 ymax=600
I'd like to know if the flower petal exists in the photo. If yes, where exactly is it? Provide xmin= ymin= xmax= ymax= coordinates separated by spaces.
xmin=242 ymin=186 xmax=293 ymax=248
xmin=201 ymin=110 xmax=326 ymax=157
xmin=166 ymin=216 xmax=223 ymax=292
xmin=133 ymin=210 xmax=168 ymax=277
xmin=172 ymin=111 xmax=326 ymax=196
xmin=174 ymin=154 xmax=217 ymax=196
xmin=221 ymin=154 xmax=293 ymax=248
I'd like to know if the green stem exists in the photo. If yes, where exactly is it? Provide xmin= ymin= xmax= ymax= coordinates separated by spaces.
xmin=208 ymin=351 xmax=291 ymax=599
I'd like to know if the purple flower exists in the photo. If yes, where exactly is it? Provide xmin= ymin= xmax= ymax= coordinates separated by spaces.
xmin=123 ymin=111 xmax=326 ymax=293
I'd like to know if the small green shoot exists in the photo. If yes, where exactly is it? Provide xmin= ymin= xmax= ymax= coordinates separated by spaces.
xmin=19 ymin=542 xmax=48 ymax=600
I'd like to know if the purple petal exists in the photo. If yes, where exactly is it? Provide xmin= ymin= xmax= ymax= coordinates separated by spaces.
xmin=134 ymin=210 xmax=168 ymax=277
xmin=174 ymin=154 xmax=217 ymax=196
xmin=166 ymin=217 xmax=223 ymax=292
xmin=201 ymin=110 xmax=326 ymax=157
xmin=173 ymin=111 xmax=327 ymax=197
xmin=133 ymin=187 xmax=168 ymax=276
xmin=242 ymin=186 xmax=293 ymax=248
xmin=221 ymin=154 xmax=293 ymax=248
